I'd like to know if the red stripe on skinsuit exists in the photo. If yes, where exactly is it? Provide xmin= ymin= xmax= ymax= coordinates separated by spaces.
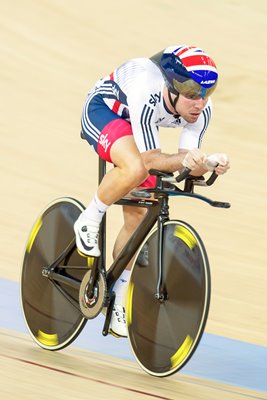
xmin=112 ymin=100 xmax=121 ymax=114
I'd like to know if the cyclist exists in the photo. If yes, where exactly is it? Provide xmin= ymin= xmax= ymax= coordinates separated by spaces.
xmin=74 ymin=45 xmax=230 ymax=337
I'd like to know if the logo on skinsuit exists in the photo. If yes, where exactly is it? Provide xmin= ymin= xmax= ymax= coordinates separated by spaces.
xmin=99 ymin=133 xmax=111 ymax=153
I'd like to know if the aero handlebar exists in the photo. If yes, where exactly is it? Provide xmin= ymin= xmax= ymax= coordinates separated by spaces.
xmin=176 ymin=167 xmax=218 ymax=186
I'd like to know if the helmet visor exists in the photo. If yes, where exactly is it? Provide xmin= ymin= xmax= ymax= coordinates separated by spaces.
xmin=173 ymin=78 xmax=217 ymax=99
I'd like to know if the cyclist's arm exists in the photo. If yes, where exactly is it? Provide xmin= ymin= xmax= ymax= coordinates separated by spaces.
xmin=140 ymin=100 xmax=213 ymax=175
xmin=141 ymin=148 xmax=208 ymax=176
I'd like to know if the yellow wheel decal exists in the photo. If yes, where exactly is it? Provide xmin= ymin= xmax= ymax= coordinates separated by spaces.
xmin=126 ymin=281 xmax=134 ymax=327
xmin=170 ymin=335 xmax=193 ymax=368
xmin=174 ymin=225 xmax=197 ymax=250
xmin=26 ymin=217 xmax=43 ymax=253
xmin=37 ymin=330 xmax=59 ymax=346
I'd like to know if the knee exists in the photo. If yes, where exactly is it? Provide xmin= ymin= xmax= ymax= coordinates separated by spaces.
xmin=126 ymin=160 xmax=147 ymax=187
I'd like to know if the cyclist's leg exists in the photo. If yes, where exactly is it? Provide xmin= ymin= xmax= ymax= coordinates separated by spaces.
xmin=112 ymin=204 xmax=147 ymax=266
xmin=112 ymin=171 xmax=157 ymax=264
xmin=111 ymin=172 xmax=157 ymax=309
xmin=75 ymin=134 xmax=148 ymax=254
xmin=98 ymin=135 xmax=148 ymax=205
xmin=112 ymin=171 xmax=157 ymax=267
xmin=76 ymin=93 xmax=148 ymax=256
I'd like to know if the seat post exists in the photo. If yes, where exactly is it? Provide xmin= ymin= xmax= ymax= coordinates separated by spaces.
xmin=98 ymin=157 xmax=106 ymax=272
xmin=98 ymin=157 xmax=106 ymax=185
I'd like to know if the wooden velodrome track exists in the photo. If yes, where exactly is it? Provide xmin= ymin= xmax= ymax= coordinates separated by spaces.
xmin=0 ymin=0 xmax=266 ymax=398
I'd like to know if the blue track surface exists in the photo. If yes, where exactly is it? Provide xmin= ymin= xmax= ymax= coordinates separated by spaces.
xmin=1 ymin=278 xmax=266 ymax=392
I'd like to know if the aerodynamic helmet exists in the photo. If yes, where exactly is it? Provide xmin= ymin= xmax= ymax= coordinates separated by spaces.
xmin=150 ymin=45 xmax=218 ymax=99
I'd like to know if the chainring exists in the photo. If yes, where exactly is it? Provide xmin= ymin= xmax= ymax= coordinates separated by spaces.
xmin=79 ymin=269 xmax=107 ymax=319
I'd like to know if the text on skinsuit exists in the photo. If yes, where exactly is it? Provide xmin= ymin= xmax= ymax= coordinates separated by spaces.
xmin=99 ymin=133 xmax=111 ymax=153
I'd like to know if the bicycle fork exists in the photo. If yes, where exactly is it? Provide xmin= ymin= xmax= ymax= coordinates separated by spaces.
xmin=155 ymin=195 xmax=169 ymax=303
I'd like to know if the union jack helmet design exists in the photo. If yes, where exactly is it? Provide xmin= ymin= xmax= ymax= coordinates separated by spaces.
xmin=150 ymin=45 xmax=218 ymax=99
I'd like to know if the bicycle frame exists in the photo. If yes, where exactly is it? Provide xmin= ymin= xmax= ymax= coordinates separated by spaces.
xmin=43 ymin=157 xmax=230 ymax=322
xmin=98 ymin=158 xmax=169 ymax=300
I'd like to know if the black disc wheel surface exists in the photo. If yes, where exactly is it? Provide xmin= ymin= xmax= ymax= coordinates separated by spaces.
xmin=21 ymin=197 xmax=90 ymax=350
xmin=126 ymin=220 xmax=211 ymax=377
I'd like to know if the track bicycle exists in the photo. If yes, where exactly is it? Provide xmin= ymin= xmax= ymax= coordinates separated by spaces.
xmin=21 ymin=158 xmax=230 ymax=377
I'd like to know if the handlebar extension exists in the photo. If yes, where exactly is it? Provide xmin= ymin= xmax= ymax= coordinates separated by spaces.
xmin=176 ymin=168 xmax=218 ymax=186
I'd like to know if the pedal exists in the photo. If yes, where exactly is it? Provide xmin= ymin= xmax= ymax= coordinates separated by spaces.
xmin=102 ymin=291 xmax=116 ymax=336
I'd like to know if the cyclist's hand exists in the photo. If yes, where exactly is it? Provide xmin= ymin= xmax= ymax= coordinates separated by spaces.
xmin=204 ymin=153 xmax=230 ymax=175
xmin=182 ymin=149 xmax=206 ymax=170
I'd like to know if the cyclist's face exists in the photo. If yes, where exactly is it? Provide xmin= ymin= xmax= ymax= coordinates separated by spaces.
xmin=175 ymin=95 xmax=208 ymax=123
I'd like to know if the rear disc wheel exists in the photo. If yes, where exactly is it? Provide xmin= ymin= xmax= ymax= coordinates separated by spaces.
xmin=21 ymin=197 xmax=90 ymax=350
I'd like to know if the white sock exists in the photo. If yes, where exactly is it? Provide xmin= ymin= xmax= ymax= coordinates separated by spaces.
xmin=113 ymin=270 xmax=131 ymax=305
xmin=81 ymin=193 xmax=109 ymax=224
